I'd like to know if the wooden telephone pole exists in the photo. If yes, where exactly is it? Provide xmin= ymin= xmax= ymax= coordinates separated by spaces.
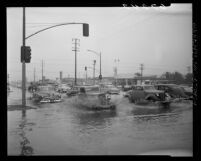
xmin=72 ymin=38 xmax=80 ymax=86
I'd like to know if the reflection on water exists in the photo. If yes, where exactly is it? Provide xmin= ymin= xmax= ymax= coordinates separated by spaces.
xmin=130 ymin=102 xmax=192 ymax=124
xmin=19 ymin=110 xmax=34 ymax=156
xmin=73 ymin=110 xmax=117 ymax=130
xmin=132 ymin=106 xmax=172 ymax=116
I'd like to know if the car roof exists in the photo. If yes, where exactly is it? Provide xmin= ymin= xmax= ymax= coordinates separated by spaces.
xmin=133 ymin=85 xmax=154 ymax=87
xmin=155 ymin=84 xmax=178 ymax=86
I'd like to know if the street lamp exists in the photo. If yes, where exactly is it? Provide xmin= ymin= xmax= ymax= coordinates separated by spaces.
xmin=87 ymin=50 xmax=102 ymax=81
xmin=85 ymin=66 xmax=100 ymax=85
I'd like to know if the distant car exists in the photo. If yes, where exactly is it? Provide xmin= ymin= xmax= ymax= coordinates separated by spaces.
xmin=66 ymin=87 xmax=79 ymax=97
xmin=179 ymin=85 xmax=193 ymax=100
xmin=56 ymin=84 xmax=71 ymax=93
xmin=116 ymin=85 xmax=123 ymax=90
xmin=123 ymin=90 xmax=132 ymax=97
xmin=101 ymin=84 xmax=120 ymax=94
xmin=32 ymin=85 xmax=62 ymax=103
xmin=128 ymin=85 xmax=168 ymax=103
xmin=154 ymin=84 xmax=188 ymax=99
xmin=123 ymin=85 xmax=132 ymax=91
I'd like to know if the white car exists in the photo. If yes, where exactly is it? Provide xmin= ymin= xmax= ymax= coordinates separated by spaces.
xmin=56 ymin=84 xmax=71 ymax=93
xmin=102 ymin=84 xmax=120 ymax=94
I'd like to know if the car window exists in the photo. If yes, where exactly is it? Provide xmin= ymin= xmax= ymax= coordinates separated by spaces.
xmin=143 ymin=86 xmax=155 ymax=90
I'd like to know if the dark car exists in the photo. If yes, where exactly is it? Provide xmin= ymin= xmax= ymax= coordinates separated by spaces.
xmin=66 ymin=87 xmax=79 ymax=97
xmin=128 ymin=85 xmax=167 ymax=104
xmin=122 ymin=85 xmax=132 ymax=92
xmin=32 ymin=85 xmax=62 ymax=103
xmin=179 ymin=85 xmax=193 ymax=100
xmin=154 ymin=84 xmax=188 ymax=99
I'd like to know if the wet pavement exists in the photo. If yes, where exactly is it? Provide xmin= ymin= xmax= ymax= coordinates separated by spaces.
xmin=7 ymin=87 xmax=193 ymax=155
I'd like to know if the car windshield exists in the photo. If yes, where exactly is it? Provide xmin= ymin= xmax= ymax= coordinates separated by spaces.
xmin=143 ymin=86 xmax=156 ymax=90
xmin=86 ymin=87 xmax=100 ymax=92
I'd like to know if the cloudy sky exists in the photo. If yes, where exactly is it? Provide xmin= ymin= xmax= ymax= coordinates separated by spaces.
xmin=7 ymin=4 xmax=192 ymax=81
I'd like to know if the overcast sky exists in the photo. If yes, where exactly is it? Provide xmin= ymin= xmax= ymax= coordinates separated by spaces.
xmin=7 ymin=4 xmax=192 ymax=82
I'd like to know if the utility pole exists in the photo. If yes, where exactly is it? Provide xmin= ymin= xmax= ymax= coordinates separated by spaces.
xmin=87 ymin=50 xmax=102 ymax=81
xmin=22 ymin=7 xmax=26 ymax=108
xmin=42 ymin=60 xmax=43 ymax=85
xmin=34 ymin=68 xmax=35 ymax=83
xmin=85 ymin=66 xmax=88 ymax=83
xmin=100 ymin=52 xmax=102 ymax=81
xmin=72 ymin=38 xmax=80 ymax=86
xmin=140 ymin=64 xmax=144 ymax=85
xmin=93 ymin=60 xmax=96 ymax=85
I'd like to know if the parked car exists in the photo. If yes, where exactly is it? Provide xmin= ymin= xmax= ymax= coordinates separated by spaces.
xmin=56 ymin=84 xmax=71 ymax=93
xmin=66 ymin=86 xmax=80 ymax=97
xmin=122 ymin=85 xmax=132 ymax=91
xmin=101 ymin=84 xmax=120 ymax=94
xmin=128 ymin=85 xmax=169 ymax=105
xmin=154 ymin=84 xmax=188 ymax=99
xmin=32 ymin=85 xmax=62 ymax=103
xmin=179 ymin=85 xmax=193 ymax=100
xmin=123 ymin=89 xmax=133 ymax=97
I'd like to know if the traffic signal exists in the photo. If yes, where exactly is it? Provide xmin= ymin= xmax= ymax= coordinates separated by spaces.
xmin=25 ymin=46 xmax=31 ymax=63
xmin=21 ymin=46 xmax=31 ymax=63
xmin=85 ymin=66 xmax=87 ymax=71
xmin=83 ymin=23 xmax=89 ymax=37
xmin=21 ymin=46 xmax=25 ymax=63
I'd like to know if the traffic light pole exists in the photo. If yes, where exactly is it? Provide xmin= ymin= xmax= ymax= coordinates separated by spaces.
xmin=22 ymin=7 xmax=26 ymax=108
xmin=99 ymin=54 xmax=101 ymax=92
xmin=87 ymin=50 xmax=102 ymax=81
xmin=140 ymin=64 xmax=144 ymax=85
xmin=72 ymin=38 xmax=80 ymax=86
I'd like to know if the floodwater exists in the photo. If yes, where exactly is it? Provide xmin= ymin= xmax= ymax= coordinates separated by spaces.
xmin=7 ymin=87 xmax=193 ymax=156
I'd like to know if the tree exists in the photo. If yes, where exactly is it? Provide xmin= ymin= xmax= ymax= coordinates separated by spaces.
xmin=174 ymin=71 xmax=185 ymax=84
xmin=161 ymin=71 xmax=185 ymax=84
xmin=135 ymin=72 xmax=141 ymax=77
xmin=185 ymin=73 xmax=193 ymax=84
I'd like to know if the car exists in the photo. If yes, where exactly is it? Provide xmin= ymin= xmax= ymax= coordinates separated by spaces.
xmin=56 ymin=84 xmax=71 ymax=93
xmin=179 ymin=85 xmax=193 ymax=100
xmin=101 ymin=84 xmax=120 ymax=94
xmin=123 ymin=89 xmax=133 ymax=97
xmin=32 ymin=85 xmax=62 ymax=103
xmin=128 ymin=85 xmax=169 ymax=104
xmin=154 ymin=84 xmax=188 ymax=99
xmin=73 ymin=85 xmax=115 ymax=110
xmin=66 ymin=86 xmax=79 ymax=97
xmin=122 ymin=85 xmax=132 ymax=91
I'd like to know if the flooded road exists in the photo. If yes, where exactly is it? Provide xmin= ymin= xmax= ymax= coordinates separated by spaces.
xmin=7 ymin=87 xmax=193 ymax=155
